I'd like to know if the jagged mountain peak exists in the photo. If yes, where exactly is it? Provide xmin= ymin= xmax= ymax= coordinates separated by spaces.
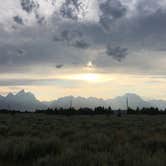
xmin=114 ymin=93 xmax=144 ymax=102
xmin=16 ymin=89 xmax=25 ymax=95
xmin=15 ymin=89 xmax=36 ymax=99
xmin=0 ymin=90 xmax=166 ymax=111
xmin=6 ymin=92 xmax=14 ymax=98
xmin=0 ymin=90 xmax=46 ymax=111
xmin=124 ymin=93 xmax=142 ymax=99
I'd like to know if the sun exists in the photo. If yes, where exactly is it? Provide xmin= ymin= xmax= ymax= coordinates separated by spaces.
xmin=87 ymin=61 xmax=93 ymax=68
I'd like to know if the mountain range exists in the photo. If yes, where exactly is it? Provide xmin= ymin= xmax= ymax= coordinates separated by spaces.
xmin=0 ymin=90 xmax=46 ymax=111
xmin=0 ymin=90 xmax=166 ymax=111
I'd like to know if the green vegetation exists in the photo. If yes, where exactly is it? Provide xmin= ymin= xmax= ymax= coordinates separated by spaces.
xmin=0 ymin=114 xmax=166 ymax=166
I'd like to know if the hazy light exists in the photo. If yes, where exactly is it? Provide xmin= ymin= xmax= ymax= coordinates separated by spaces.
xmin=81 ymin=73 xmax=99 ymax=82
xmin=84 ymin=61 xmax=95 ymax=72
xmin=87 ymin=61 xmax=93 ymax=68
xmin=71 ymin=73 xmax=100 ymax=82
xmin=64 ymin=73 xmax=114 ymax=83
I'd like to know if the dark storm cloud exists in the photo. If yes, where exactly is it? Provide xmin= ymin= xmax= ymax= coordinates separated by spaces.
xmin=35 ymin=13 xmax=45 ymax=25
xmin=106 ymin=46 xmax=128 ymax=62
xmin=100 ymin=0 xmax=127 ymax=19
xmin=0 ymin=29 xmax=89 ymax=73
xmin=20 ymin=0 xmax=39 ymax=13
xmin=60 ymin=0 xmax=84 ymax=20
xmin=109 ymin=1 xmax=166 ymax=42
xmin=53 ymin=29 xmax=90 ymax=49
xmin=53 ymin=30 xmax=82 ymax=42
xmin=136 ymin=0 xmax=161 ymax=14
xmin=71 ymin=39 xmax=89 ymax=49
xmin=61 ymin=30 xmax=82 ymax=41
xmin=13 ymin=16 xmax=24 ymax=25
xmin=1 ymin=0 xmax=166 ymax=75
xmin=56 ymin=64 xmax=64 ymax=69
xmin=60 ymin=3 xmax=77 ymax=20
xmin=17 ymin=49 xmax=26 ymax=57
xmin=20 ymin=0 xmax=46 ymax=25
xmin=52 ymin=35 xmax=63 ymax=42
xmin=99 ymin=0 xmax=127 ymax=31
xmin=134 ymin=9 xmax=166 ymax=37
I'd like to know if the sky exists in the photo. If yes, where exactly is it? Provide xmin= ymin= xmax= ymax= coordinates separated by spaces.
xmin=0 ymin=0 xmax=166 ymax=101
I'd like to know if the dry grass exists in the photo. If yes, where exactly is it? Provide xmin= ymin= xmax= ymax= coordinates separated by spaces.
xmin=0 ymin=114 xmax=165 ymax=166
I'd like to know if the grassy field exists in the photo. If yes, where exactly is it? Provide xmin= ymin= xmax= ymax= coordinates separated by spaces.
xmin=0 ymin=114 xmax=166 ymax=166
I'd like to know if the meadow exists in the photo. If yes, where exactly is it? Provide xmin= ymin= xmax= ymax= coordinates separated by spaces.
xmin=0 ymin=114 xmax=166 ymax=166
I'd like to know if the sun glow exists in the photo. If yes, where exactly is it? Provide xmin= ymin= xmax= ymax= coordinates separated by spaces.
xmin=80 ymin=73 xmax=100 ymax=82
xmin=64 ymin=73 xmax=101 ymax=82
xmin=65 ymin=73 xmax=113 ymax=83
xmin=87 ymin=61 xmax=93 ymax=68
xmin=83 ymin=61 xmax=95 ymax=72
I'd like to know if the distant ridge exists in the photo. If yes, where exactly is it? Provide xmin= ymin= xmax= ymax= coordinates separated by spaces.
xmin=0 ymin=90 xmax=46 ymax=111
xmin=0 ymin=90 xmax=166 ymax=111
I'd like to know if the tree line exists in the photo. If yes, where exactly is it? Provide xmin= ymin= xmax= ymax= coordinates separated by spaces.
xmin=0 ymin=106 xmax=166 ymax=115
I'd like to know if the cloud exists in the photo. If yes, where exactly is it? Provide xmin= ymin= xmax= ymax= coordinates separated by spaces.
xmin=13 ymin=16 xmax=24 ymax=25
xmin=99 ymin=0 xmax=127 ymax=31
xmin=56 ymin=64 xmax=64 ymax=69
xmin=0 ymin=0 xmax=166 ymax=76
xmin=100 ymin=0 xmax=127 ymax=19
xmin=106 ymin=46 xmax=128 ymax=62
xmin=34 ymin=12 xmax=46 ymax=24
xmin=60 ymin=0 xmax=87 ymax=20
xmin=53 ymin=30 xmax=82 ymax=42
xmin=0 ymin=78 xmax=78 ymax=87
xmin=60 ymin=0 xmax=79 ymax=20
xmin=61 ymin=29 xmax=82 ymax=41
xmin=17 ymin=49 xmax=26 ymax=57
xmin=71 ymin=39 xmax=89 ymax=49
xmin=20 ymin=0 xmax=39 ymax=14
xmin=53 ymin=29 xmax=90 ymax=49
xmin=134 ymin=9 xmax=166 ymax=36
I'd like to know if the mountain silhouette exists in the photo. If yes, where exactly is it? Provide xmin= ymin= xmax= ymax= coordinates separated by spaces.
xmin=49 ymin=93 xmax=165 ymax=110
xmin=0 ymin=90 xmax=46 ymax=111
xmin=0 ymin=90 xmax=166 ymax=111
xmin=106 ymin=93 xmax=151 ymax=110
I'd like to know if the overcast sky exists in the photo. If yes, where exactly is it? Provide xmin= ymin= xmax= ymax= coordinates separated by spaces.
xmin=0 ymin=0 xmax=166 ymax=100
